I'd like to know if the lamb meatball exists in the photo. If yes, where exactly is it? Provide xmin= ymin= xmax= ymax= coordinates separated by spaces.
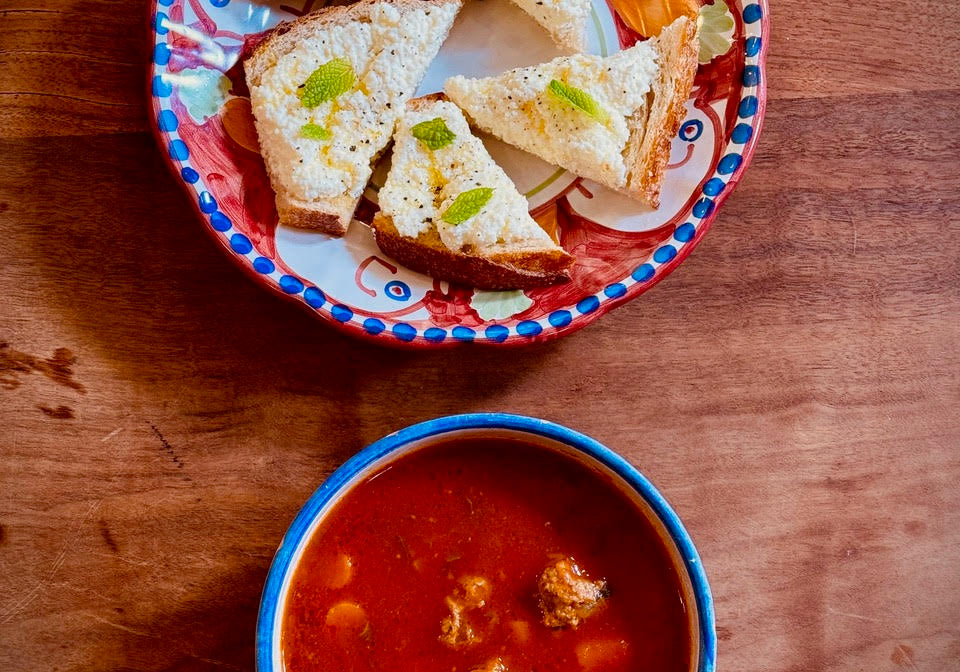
xmin=439 ymin=575 xmax=492 ymax=646
xmin=537 ymin=557 xmax=608 ymax=628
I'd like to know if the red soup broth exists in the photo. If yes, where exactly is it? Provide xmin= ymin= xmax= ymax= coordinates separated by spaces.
xmin=281 ymin=438 xmax=694 ymax=672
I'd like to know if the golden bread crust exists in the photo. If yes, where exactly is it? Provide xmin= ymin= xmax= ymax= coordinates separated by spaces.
xmin=371 ymin=213 xmax=573 ymax=290
xmin=275 ymin=192 xmax=357 ymax=235
xmin=624 ymin=17 xmax=699 ymax=208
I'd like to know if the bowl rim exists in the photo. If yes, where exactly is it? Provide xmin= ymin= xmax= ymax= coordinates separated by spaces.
xmin=255 ymin=413 xmax=716 ymax=671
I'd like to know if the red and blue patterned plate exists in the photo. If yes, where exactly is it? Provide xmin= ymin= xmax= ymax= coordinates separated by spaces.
xmin=149 ymin=0 xmax=768 ymax=346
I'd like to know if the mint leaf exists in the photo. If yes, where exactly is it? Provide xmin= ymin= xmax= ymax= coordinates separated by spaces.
xmin=546 ymin=79 xmax=608 ymax=122
xmin=298 ymin=58 xmax=354 ymax=108
xmin=441 ymin=187 xmax=494 ymax=225
xmin=301 ymin=123 xmax=331 ymax=140
xmin=411 ymin=117 xmax=456 ymax=150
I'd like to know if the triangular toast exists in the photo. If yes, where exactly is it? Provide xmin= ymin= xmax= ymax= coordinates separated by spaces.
xmin=372 ymin=96 xmax=574 ymax=289
xmin=509 ymin=0 xmax=593 ymax=52
xmin=445 ymin=17 xmax=698 ymax=208
xmin=245 ymin=0 xmax=462 ymax=235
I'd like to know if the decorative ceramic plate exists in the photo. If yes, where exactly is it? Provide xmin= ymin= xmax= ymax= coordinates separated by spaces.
xmin=149 ymin=0 xmax=768 ymax=346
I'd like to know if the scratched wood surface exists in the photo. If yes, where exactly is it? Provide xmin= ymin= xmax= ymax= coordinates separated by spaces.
xmin=1 ymin=1 xmax=959 ymax=671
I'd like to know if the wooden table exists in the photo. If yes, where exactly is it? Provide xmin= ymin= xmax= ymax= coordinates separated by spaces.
xmin=2 ymin=1 xmax=959 ymax=670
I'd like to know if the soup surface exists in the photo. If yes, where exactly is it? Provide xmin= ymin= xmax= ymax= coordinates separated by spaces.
xmin=282 ymin=439 xmax=692 ymax=672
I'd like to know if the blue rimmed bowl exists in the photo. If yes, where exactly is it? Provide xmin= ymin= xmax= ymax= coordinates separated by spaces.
xmin=256 ymin=413 xmax=716 ymax=671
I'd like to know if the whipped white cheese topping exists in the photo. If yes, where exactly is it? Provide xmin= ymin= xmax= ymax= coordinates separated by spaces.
xmin=509 ymin=0 xmax=592 ymax=51
xmin=446 ymin=42 xmax=660 ymax=189
xmin=250 ymin=2 xmax=459 ymax=202
xmin=379 ymin=100 xmax=555 ymax=253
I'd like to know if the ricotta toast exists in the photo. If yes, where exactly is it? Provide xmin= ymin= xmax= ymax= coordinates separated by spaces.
xmin=372 ymin=96 xmax=574 ymax=289
xmin=509 ymin=0 xmax=593 ymax=52
xmin=245 ymin=0 xmax=462 ymax=235
xmin=445 ymin=16 xmax=698 ymax=208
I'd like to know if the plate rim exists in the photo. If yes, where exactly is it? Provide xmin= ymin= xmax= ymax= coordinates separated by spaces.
xmin=147 ymin=0 xmax=770 ymax=348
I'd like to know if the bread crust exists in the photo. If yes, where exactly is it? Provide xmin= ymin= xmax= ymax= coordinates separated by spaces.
xmin=244 ymin=0 xmax=462 ymax=236
xmin=372 ymin=213 xmax=573 ymax=290
xmin=623 ymin=16 xmax=699 ymax=208
xmin=275 ymin=192 xmax=357 ymax=235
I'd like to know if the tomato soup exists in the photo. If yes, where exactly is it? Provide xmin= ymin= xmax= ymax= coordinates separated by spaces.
xmin=282 ymin=438 xmax=694 ymax=672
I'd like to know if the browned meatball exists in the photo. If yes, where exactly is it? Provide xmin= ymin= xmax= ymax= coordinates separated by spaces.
xmin=471 ymin=657 xmax=507 ymax=672
xmin=537 ymin=557 xmax=608 ymax=628
xmin=439 ymin=575 xmax=492 ymax=647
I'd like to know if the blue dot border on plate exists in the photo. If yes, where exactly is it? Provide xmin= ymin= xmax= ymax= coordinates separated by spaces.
xmin=148 ymin=1 xmax=768 ymax=347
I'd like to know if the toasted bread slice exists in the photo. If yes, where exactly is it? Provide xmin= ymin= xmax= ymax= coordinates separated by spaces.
xmin=245 ymin=0 xmax=462 ymax=235
xmin=509 ymin=0 xmax=592 ymax=52
xmin=372 ymin=96 xmax=573 ymax=289
xmin=445 ymin=17 xmax=697 ymax=208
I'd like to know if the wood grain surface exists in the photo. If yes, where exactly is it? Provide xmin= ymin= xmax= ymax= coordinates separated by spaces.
xmin=1 ymin=1 xmax=959 ymax=671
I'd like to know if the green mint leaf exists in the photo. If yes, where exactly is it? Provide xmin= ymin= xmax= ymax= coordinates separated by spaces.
xmin=410 ymin=117 xmax=456 ymax=150
xmin=298 ymin=58 xmax=355 ymax=108
xmin=300 ymin=123 xmax=331 ymax=140
xmin=441 ymin=187 xmax=494 ymax=225
xmin=546 ymin=79 xmax=608 ymax=122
